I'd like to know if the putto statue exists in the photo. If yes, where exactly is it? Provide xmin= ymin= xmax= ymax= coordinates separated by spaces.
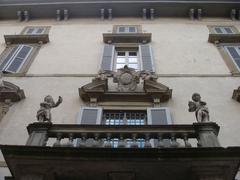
xmin=188 ymin=93 xmax=209 ymax=122
xmin=36 ymin=95 xmax=63 ymax=122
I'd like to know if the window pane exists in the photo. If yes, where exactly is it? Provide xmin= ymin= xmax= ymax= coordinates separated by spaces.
xmin=36 ymin=28 xmax=44 ymax=34
xmin=116 ymin=64 xmax=125 ymax=69
xmin=224 ymin=27 xmax=233 ymax=34
xmin=117 ymin=52 xmax=125 ymax=56
xmin=26 ymin=28 xmax=35 ymax=34
xmin=129 ymin=52 xmax=137 ymax=56
xmin=128 ymin=57 xmax=137 ymax=63
xmin=118 ymin=27 xmax=125 ymax=33
xmin=235 ymin=59 xmax=240 ymax=69
xmin=227 ymin=47 xmax=240 ymax=59
xmin=129 ymin=26 xmax=136 ymax=33
xmin=215 ymin=27 xmax=222 ymax=34
xmin=128 ymin=64 xmax=138 ymax=69
xmin=116 ymin=57 xmax=126 ymax=63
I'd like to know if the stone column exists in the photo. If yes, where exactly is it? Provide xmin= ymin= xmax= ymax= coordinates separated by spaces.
xmin=193 ymin=122 xmax=221 ymax=147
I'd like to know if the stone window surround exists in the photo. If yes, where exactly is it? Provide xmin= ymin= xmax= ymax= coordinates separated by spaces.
xmin=207 ymin=25 xmax=240 ymax=34
xmin=20 ymin=26 xmax=51 ymax=35
xmin=216 ymin=43 xmax=240 ymax=74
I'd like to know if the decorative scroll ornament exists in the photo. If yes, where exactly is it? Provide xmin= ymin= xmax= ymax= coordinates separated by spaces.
xmin=36 ymin=95 xmax=62 ymax=122
xmin=188 ymin=93 xmax=209 ymax=123
xmin=113 ymin=65 xmax=140 ymax=92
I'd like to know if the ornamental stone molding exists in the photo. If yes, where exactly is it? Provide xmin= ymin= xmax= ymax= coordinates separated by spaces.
xmin=79 ymin=68 xmax=172 ymax=104
xmin=0 ymin=80 xmax=25 ymax=121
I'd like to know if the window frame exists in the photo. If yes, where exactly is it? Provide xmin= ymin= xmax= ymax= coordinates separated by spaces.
xmin=113 ymin=25 xmax=142 ymax=34
xmin=114 ymin=49 xmax=140 ymax=71
xmin=0 ymin=44 xmax=41 ymax=74
xmin=20 ymin=26 xmax=51 ymax=35
xmin=224 ymin=45 xmax=240 ymax=71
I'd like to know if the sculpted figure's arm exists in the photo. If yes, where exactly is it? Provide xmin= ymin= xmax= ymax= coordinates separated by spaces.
xmin=52 ymin=96 xmax=63 ymax=108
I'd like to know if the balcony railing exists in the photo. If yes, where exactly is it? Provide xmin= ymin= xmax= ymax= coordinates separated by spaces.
xmin=26 ymin=122 xmax=220 ymax=148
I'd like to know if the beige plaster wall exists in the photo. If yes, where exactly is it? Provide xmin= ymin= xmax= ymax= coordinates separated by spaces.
xmin=0 ymin=76 xmax=239 ymax=148
xmin=0 ymin=18 xmax=238 ymax=75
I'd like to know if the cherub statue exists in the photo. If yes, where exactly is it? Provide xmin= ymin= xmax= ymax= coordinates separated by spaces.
xmin=141 ymin=70 xmax=158 ymax=81
xmin=188 ymin=93 xmax=209 ymax=122
xmin=36 ymin=95 xmax=63 ymax=122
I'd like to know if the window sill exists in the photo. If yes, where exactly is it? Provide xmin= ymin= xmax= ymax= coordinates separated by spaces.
xmin=208 ymin=34 xmax=240 ymax=43
xmin=4 ymin=34 xmax=49 ymax=45
xmin=103 ymin=33 xmax=151 ymax=44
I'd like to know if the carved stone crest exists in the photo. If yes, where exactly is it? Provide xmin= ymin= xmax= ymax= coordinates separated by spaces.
xmin=113 ymin=65 xmax=140 ymax=92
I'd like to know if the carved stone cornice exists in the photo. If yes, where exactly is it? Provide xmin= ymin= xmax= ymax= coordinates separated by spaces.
xmin=144 ymin=79 xmax=172 ymax=102
xmin=232 ymin=87 xmax=240 ymax=103
xmin=79 ymin=70 xmax=172 ymax=103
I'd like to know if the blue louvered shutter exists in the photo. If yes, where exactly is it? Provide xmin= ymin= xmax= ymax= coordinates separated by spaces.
xmin=225 ymin=46 xmax=240 ymax=69
xmin=0 ymin=46 xmax=20 ymax=72
xmin=3 ymin=45 xmax=33 ymax=73
xmin=77 ymin=107 xmax=103 ymax=125
xmin=139 ymin=44 xmax=155 ymax=72
xmin=100 ymin=44 xmax=114 ymax=71
xmin=147 ymin=108 xmax=172 ymax=147
xmin=25 ymin=27 xmax=45 ymax=35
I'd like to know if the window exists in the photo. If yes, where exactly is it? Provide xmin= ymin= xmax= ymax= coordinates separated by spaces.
xmin=224 ymin=45 xmax=240 ymax=70
xmin=103 ymin=110 xmax=147 ymax=125
xmin=115 ymin=51 xmax=139 ymax=70
xmin=214 ymin=27 xmax=234 ymax=34
xmin=208 ymin=25 xmax=239 ymax=35
xmin=117 ymin=26 xmax=137 ymax=33
xmin=101 ymin=44 xmax=155 ymax=72
xmin=0 ymin=44 xmax=39 ymax=73
xmin=21 ymin=26 xmax=50 ymax=35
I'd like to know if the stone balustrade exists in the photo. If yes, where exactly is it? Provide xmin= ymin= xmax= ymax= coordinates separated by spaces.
xmin=26 ymin=122 xmax=220 ymax=148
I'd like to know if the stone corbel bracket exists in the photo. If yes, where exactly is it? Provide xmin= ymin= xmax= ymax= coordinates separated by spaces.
xmin=232 ymin=86 xmax=240 ymax=102
xmin=0 ymin=81 xmax=25 ymax=102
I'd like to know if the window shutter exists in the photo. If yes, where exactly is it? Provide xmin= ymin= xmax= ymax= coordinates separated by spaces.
xmin=0 ymin=46 xmax=20 ymax=71
xmin=76 ymin=107 xmax=103 ymax=125
xmin=4 ymin=45 xmax=33 ymax=73
xmin=147 ymin=107 xmax=172 ymax=147
xmin=139 ymin=44 xmax=155 ymax=72
xmin=100 ymin=44 xmax=114 ymax=71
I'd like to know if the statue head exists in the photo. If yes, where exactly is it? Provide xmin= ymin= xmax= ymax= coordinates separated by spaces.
xmin=192 ymin=93 xmax=201 ymax=102
xmin=44 ymin=95 xmax=55 ymax=105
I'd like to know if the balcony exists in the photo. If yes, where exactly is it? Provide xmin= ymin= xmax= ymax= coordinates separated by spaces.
xmin=1 ymin=122 xmax=240 ymax=180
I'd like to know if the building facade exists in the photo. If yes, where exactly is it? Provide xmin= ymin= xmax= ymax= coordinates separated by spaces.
xmin=0 ymin=0 xmax=240 ymax=179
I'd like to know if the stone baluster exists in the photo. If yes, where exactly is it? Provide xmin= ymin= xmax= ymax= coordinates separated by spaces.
xmin=78 ymin=134 xmax=87 ymax=147
xmin=142 ymin=8 xmax=147 ymax=20
xmin=108 ymin=9 xmax=112 ymax=20
xmin=64 ymin=9 xmax=69 ymax=21
xmin=170 ymin=134 xmax=179 ymax=148
xmin=100 ymin=9 xmax=105 ymax=20
xmin=150 ymin=8 xmax=154 ymax=20
xmin=131 ymin=134 xmax=138 ymax=148
xmin=118 ymin=135 xmax=126 ymax=148
xmin=104 ymin=133 xmax=112 ymax=148
xmin=17 ymin=11 xmax=23 ymax=21
xmin=92 ymin=133 xmax=100 ymax=147
xmin=231 ymin=9 xmax=236 ymax=20
xmin=67 ymin=133 xmax=74 ymax=147
xmin=197 ymin=9 xmax=202 ymax=20
xmin=144 ymin=133 xmax=152 ymax=148
xmin=53 ymin=133 xmax=62 ymax=147
xmin=157 ymin=135 xmax=164 ymax=148
xmin=56 ymin=9 xmax=61 ymax=21
xmin=189 ymin=8 xmax=195 ymax=20
xmin=24 ymin=11 xmax=29 ymax=22
xmin=183 ymin=133 xmax=192 ymax=148
xmin=238 ymin=10 xmax=240 ymax=20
